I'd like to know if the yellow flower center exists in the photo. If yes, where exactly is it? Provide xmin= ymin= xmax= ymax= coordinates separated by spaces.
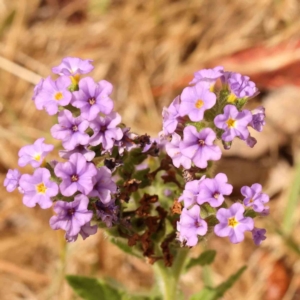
xmin=226 ymin=118 xmax=236 ymax=128
xmin=227 ymin=93 xmax=236 ymax=103
xmin=70 ymin=74 xmax=80 ymax=85
xmin=228 ymin=217 xmax=239 ymax=228
xmin=195 ymin=99 xmax=204 ymax=109
xmin=34 ymin=153 xmax=41 ymax=161
xmin=36 ymin=182 xmax=47 ymax=194
xmin=54 ymin=92 xmax=63 ymax=101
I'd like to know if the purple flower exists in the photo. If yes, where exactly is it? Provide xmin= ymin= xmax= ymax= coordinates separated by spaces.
xmin=18 ymin=138 xmax=54 ymax=168
xmin=4 ymin=169 xmax=21 ymax=192
xmin=51 ymin=110 xmax=90 ymax=150
xmin=164 ymin=189 xmax=172 ymax=197
xmin=179 ymin=82 xmax=216 ymax=121
xmin=89 ymin=112 xmax=123 ymax=150
xmin=115 ymin=127 xmax=138 ymax=155
xmin=252 ymin=227 xmax=266 ymax=246
xmin=190 ymin=66 xmax=224 ymax=87
xmin=54 ymin=153 xmax=97 ymax=196
xmin=178 ymin=177 xmax=205 ymax=207
xmin=88 ymin=167 xmax=117 ymax=204
xmin=214 ymin=105 xmax=252 ymax=142
xmin=19 ymin=168 xmax=58 ymax=209
xmin=260 ymin=207 xmax=270 ymax=216
xmin=34 ymin=76 xmax=72 ymax=115
xmin=249 ymin=106 xmax=265 ymax=132
xmin=59 ymin=146 xmax=95 ymax=162
xmin=197 ymin=173 xmax=233 ymax=207
xmin=96 ymin=200 xmax=119 ymax=227
xmin=32 ymin=78 xmax=44 ymax=101
xmin=142 ymin=135 xmax=166 ymax=156
xmin=72 ymin=77 xmax=114 ymax=121
xmin=162 ymin=96 xmax=181 ymax=135
xmin=181 ymin=126 xmax=222 ymax=169
xmin=245 ymin=135 xmax=257 ymax=148
xmin=52 ymin=57 xmax=94 ymax=76
xmin=241 ymin=183 xmax=269 ymax=213
xmin=49 ymin=194 xmax=93 ymax=237
xmin=177 ymin=205 xmax=208 ymax=247
xmin=66 ymin=222 xmax=98 ymax=242
xmin=222 ymin=72 xmax=258 ymax=99
xmin=214 ymin=203 xmax=254 ymax=244
xmin=165 ymin=133 xmax=191 ymax=169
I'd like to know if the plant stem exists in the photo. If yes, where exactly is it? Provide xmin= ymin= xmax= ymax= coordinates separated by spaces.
xmin=154 ymin=248 xmax=189 ymax=300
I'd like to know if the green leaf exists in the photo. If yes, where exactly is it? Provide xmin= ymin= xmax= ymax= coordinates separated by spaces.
xmin=110 ymin=238 xmax=142 ymax=259
xmin=283 ymin=156 xmax=300 ymax=234
xmin=189 ymin=287 xmax=217 ymax=300
xmin=215 ymin=266 xmax=246 ymax=296
xmin=66 ymin=275 xmax=121 ymax=300
xmin=243 ymin=209 xmax=257 ymax=218
xmin=189 ymin=266 xmax=247 ymax=300
xmin=186 ymin=250 xmax=216 ymax=271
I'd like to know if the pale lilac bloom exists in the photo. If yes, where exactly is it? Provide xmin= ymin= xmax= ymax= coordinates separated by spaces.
xmin=4 ymin=169 xmax=21 ymax=192
xmin=177 ymin=205 xmax=207 ymax=247
xmin=179 ymin=82 xmax=216 ymax=122
xmin=88 ymin=167 xmax=117 ymax=204
xmin=164 ymin=189 xmax=172 ymax=197
xmin=142 ymin=135 xmax=167 ymax=155
xmin=197 ymin=173 xmax=233 ymax=207
xmin=223 ymin=72 xmax=258 ymax=98
xmin=32 ymin=78 xmax=44 ymax=101
xmin=89 ymin=112 xmax=123 ymax=150
xmin=115 ymin=127 xmax=138 ymax=155
xmin=96 ymin=200 xmax=119 ymax=227
xmin=162 ymin=96 xmax=181 ymax=135
xmin=190 ymin=66 xmax=224 ymax=87
xmin=181 ymin=126 xmax=222 ymax=169
xmin=249 ymin=106 xmax=266 ymax=132
xmin=214 ymin=105 xmax=252 ymax=142
xmin=19 ymin=168 xmax=58 ymax=209
xmin=241 ymin=183 xmax=269 ymax=213
xmin=252 ymin=227 xmax=266 ymax=246
xmin=34 ymin=76 xmax=72 ymax=115
xmin=59 ymin=146 xmax=95 ymax=162
xmin=214 ymin=203 xmax=254 ymax=244
xmin=178 ymin=177 xmax=205 ymax=207
xmin=54 ymin=153 xmax=97 ymax=196
xmin=66 ymin=222 xmax=98 ymax=242
xmin=246 ymin=135 xmax=257 ymax=148
xmin=52 ymin=57 xmax=94 ymax=76
xmin=165 ymin=133 xmax=191 ymax=169
xmin=51 ymin=110 xmax=90 ymax=150
xmin=49 ymin=194 xmax=93 ymax=237
xmin=72 ymin=77 xmax=114 ymax=121
xmin=260 ymin=207 xmax=270 ymax=216
xmin=18 ymin=138 xmax=54 ymax=168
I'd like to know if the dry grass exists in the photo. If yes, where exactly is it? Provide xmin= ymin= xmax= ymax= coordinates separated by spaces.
xmin=1 ymin=0 xmax=300 ymax=299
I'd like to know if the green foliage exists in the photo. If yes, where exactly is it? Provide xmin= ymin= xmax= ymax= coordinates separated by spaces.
xmin=283 ymin=157 xmax=300 ymax=234
xmin=189 ymin=266 xmax=247 ymax=300
xmin=134 ymin=168 xmax=151 ymax=188
xmin=110 ymin=238 xmax=142 ymax=258
xmin=66 ymin=275 xmax=161 ymax=300
xmin=66 ymin=275 xmax=122 ymax=300
xmin=185 ymin=250 xmax=216 ymax=271
xmin=243 ymin=209 xmax=257 ymax=218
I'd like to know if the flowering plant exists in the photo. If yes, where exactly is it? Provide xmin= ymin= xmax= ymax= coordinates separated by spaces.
xmin=4 ymin=58 xmax=268 ymax=300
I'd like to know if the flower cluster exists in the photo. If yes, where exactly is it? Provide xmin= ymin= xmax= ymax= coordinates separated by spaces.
xmin=4 ymin=59 xmax=268 ymax=267
xmin=5 ymin=57 xmax=126 ymax=242
xmin=161 ymin=66 xmax=268 ymax=246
